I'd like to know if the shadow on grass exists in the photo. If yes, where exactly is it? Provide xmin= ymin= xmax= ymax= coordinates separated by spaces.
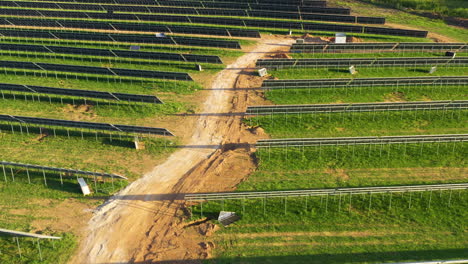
xmin=97 ymin=248 xmax=468 ymax=264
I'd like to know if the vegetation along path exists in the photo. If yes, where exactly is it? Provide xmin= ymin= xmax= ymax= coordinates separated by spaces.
xmin=72 ymin=35 xmax=295 ymax=263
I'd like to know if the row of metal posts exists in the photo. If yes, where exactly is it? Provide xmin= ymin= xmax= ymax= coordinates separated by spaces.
xmin=193 ymin=188 xmax=464 ymax=218
xmin=1 ymin=164 xmax=117 ymax=193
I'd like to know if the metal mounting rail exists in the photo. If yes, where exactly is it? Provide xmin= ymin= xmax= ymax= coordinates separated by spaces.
xmin=255 ymin=134 xmax=468 ymax=148
xmin=0 ymin=228 xmax=61 ymax=240
xmin=261 ymin=76 xmax=468 ymax=90
xmin=1 ymin=160 xmax=127 ymax=179
xmin=245 ymin=100 xmax=468 ymax=115
xmin=185 ymin=183 xmax=468 ymax=201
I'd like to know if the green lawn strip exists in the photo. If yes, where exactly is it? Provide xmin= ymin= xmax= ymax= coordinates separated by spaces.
xmin=331 ymin=0 xmax=468 ymax=42
xmin=358 ymin=0 xmax=468 ymax=19
xmin=238 ymin=167 xmax=467 ymax=191
xmin=269 ymin=66 xmax=468 ymax=79
xmin=0 ymin=232 xmax=76 ymax=264
xmin=0 ymin=70 xmax=201 ymax=94
xmin=196 ymin=189 xmax=467 ymax=263
xmin=291 ymin=52 xmax=468 ymax=59
xmin=0 ymin=132 xmax=175 ymax=180
xmin=0 ymin=37 xmax=245 ymax=58
xmin=254 ymin=143 xmax=466 ymax=173
xmin=0 ymin=95 xmax=189 ymax=120
xmin=0 ymin=52 xmax=223 ymax=74
xmin=246 ymin=110 xmax=467 ymax=138
xmin=264 ymin=85 xmax=468 ymax=104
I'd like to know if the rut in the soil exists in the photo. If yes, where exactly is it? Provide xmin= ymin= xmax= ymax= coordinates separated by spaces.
xmin=72 ymin=35 xmax=295 ymax=264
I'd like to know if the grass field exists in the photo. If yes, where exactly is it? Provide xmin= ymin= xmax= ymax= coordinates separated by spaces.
xmin=264 ymin=85 xmax=468 ymax=104
xmin=246 ymin=110 xmax=467 ymax=138
xmin=269 ymin=66 xmax=468 ymax=80
xmin=359 ymin=0 xmax=468 ymax=18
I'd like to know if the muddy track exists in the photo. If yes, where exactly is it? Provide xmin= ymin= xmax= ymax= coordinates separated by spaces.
xmin=72 ymin=35 xmax=294 ymax=263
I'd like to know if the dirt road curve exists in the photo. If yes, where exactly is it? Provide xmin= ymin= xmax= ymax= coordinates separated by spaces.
xmin=72 ymin=35 xmax=294 ymax=264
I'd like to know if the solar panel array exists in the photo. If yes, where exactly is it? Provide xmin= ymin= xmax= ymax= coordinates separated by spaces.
xmin=185 ymin=183 xmax=468 ymax=201
xmin=0 ymin=28 xmax=243 ymax=49
xmin=261 ymin=76 xmax=468 ymax=90
xmin=0 ymin=114 xmax=174 ymax=136
xmin=246 ymin=101 xmax=468 ymax=115
xmin=0 ymin=8 xmax=428 ymax=37
xmin=290 ymin=42 xmax=468 ymax=53
xmin=0 ymin=16 xmax=260 ymax=39
xmin=0 ymin=83 xmax=163 ymax=104
xmin=0 ymin=43 xmax=223 ymax=64
xmin=1 ymin=160 xmax=127 ymax=179
xmin=256 ymin=57 xmax=468 ymax=68
xmin=0 ymin=2 xmax=384 ymax=24
xmin=0 ymin=60 xmax=193 ymax=81
xmin=256 ymin=134 xmax=468 ymax=148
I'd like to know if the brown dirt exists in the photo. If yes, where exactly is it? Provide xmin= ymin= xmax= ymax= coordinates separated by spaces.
xmin=61 ymin=104 xmax=96 ymax=120
xmin=70 ymin=35 xmax=295 ymax=263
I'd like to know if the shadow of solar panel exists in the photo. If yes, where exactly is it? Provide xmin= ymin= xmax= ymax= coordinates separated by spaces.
xmin=0 ymin=83 xmax=163 ymax=103
xmin=0 ymin=114 xmax=174 ymax=136
xmin=7 ymin=18 xmax=62 ymax=27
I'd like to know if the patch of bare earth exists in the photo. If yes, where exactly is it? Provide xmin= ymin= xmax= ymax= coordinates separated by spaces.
xmin=70 ymin=35 xmax=295 ymax=263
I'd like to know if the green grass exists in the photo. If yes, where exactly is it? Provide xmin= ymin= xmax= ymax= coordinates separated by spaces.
xmin=196 ymin=189 xmax=468 ymax=264
xmin=269 ymin=66 xmax=468 ymax=79
xmin=332 ymin=0 xmax=468 ymax=42
xmin=246 ymin=110 xmax=467 ymax=138
xmin=264 ymin=85 xmax=468 ymax=104
xmin=360 ymin=0 xmax=468 ymax=18
xmin=193 ymin=142 xmax=468 ymax=263
xmin=0 ymin=70 xmax=201 ymax=94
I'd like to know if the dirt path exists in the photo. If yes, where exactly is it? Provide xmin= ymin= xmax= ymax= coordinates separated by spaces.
xmin=71 ymin=35 xmax=294 ymax=264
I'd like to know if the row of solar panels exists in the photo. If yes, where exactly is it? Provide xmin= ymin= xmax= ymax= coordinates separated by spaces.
xmin=0 ymin=83 xmax=163 ymax=103
xmin=0 ymin=60 xmax=193 ymax=81
xmin=256 ymin=57 xmax=468 ymax=68
xmin=0 ymin=28 xmax=243 ymax=49
xmin=0 ymin=114 xmax=174 ymax=135
xmin=1 ymin=160 xmax=127 ymax=179
xmin=290 ymin=43 xmax=468 ymax=53
xmin=0 ymin=15 xmax=260 ymax=39
xmin=0 ymin=7 xmax=384 ymax=26
xmin=246 ymin=101 xmax=468 ymax=115
xmin=261 ymin=76 xmax=468 ymax=89
xmin=0 ymin=11 xmax=427 ymax=38
xmin=0 ymin=43 xmax=223 ymax=64
xmin=30 ymin=0 xmax=328 ymax=7
xmin=0 ymin=4 xmax=383 ymax=24
xmin=0 ymin=0 xmax=351 ymax=15
xmin=256 ymin=134 xmax=468 ymax=148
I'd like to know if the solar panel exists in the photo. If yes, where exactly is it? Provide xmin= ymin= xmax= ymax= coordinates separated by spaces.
xmin=0 ymin=60 xmax=193 ymax=81
xmin=0 ymin=114 xmax=174 ymax=136
xmin=0 ymin=83 xmax=163 ymax=104
xmin=291 ymin=43 xmax=467 ymax=53
xmin=0 ymin=42 xmax=221 ymax=64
